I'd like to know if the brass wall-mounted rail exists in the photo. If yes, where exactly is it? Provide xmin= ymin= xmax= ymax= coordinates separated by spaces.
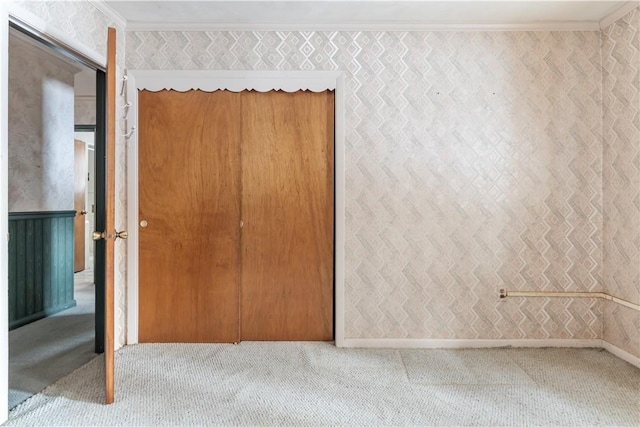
xmin=499 ymin=289 xmax=640 ymax=313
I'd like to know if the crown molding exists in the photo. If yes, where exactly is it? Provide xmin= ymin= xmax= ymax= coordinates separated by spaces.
xmin=86 ymin=1 xmax=637 ymax=33
xmin=89 ymin=0 xmax=127 ymax=30
xmin=125 ymin=20 xmax=601 ymax=32
xmin=600 ymin=1 xmax=639 ymax=29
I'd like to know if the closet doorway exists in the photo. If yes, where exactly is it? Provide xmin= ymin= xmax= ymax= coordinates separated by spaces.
xmin=137 ymin=89 xmax=335 ymax=342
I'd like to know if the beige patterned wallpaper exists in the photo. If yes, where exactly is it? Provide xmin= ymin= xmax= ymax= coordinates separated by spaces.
xmin=127 ymin=30 xmax=604 ymax=340
xmin=12 ymin=0 xmax=129 ymax=347
xmin=17 ymin=0 xmax=638 ymax=350
xmin=74 ymin=97 xmax=96 ymax=125
xmin=602 ymin=7 xmax=640 ymax=358
xmin=8 ymin=37 xmax=75 ymax=212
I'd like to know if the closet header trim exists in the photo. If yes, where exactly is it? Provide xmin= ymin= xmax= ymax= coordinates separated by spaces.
xmin=131 ymin=70 xmax=340 ymax=93
xmin=125 ymin=69 xmax=347 ymax=347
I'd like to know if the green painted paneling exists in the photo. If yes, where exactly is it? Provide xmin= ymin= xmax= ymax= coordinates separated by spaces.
xmin=8 ymin=221 xmax=16 ymax=323
xmin=25 ymin=219 xmax=35 ymax=316
xmin=8 ymin=211 xmax=77 ymax=330
xmin=16 ymin=220 xmax=25 ymax=320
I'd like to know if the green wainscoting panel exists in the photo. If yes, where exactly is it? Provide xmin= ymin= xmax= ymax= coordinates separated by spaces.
xmin=8 ymin=211 xmax=76 ymax=330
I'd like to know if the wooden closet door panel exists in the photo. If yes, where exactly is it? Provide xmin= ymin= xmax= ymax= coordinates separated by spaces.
xmin=138 ymin=90 xmax=241 ymax=343
xmin=241 ymin=90 xmax=334 ymax=341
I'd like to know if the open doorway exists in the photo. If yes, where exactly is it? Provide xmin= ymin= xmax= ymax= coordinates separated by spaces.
xmin=75 ymin=124 xmax=96 ymax=271
xmin=7 ymin=24 xmax=106 ymax=409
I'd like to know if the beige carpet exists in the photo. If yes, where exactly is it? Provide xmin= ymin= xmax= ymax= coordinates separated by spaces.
xmin=6 ymin=343 xmax=640 ymax=426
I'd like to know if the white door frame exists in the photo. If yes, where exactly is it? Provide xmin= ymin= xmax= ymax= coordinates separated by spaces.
xmin=0 ymin=4 xmax=106 ymax=422
xmin=126 ymin=70 xmax=346 ymax=346
xmin=0 ymin=3 xmax=8 ymax=423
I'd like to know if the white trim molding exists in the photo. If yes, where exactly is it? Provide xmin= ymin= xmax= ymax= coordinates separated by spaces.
xmin=126 ymin=70 xmax=346 ymax=346
xmin=602 ymin=341 xmax=640 ymax=369
xmin=600 ymin=1 xmax=639 ymax=29
xmin=0 ymin=3 xmax=8 ymax=423
xmin=342 ymin=338 xmax=602 ymax=349
xmin=9 ymin=29 xmax=83 ymax=74
xmin=125 ymin=20 xmax=601 ymax=32
xmin=343 ymin=338 xmax=640 ymax=368
xmin=6 ymin=3 xmax=106 ymax=69
xmin=126 ymin=72 xmax=139 ymax=345
xmin=128 ymin=70 xmax=339 ymax=93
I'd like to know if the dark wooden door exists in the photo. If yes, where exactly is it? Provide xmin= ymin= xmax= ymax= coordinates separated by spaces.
xmin=138 ymin=90 xmax=242 ymax=343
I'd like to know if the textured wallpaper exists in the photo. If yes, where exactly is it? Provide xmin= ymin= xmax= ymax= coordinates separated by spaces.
xmin=602 ymin=7 xmax=640 ymax=358
xmin=8 ymin=40 xmax=75 ymax=212
xmin=127 ymin=30 xmax=604 ymax=340
xmin=74 ymin=97 xmax=96 ymax=125
xmin=12 ymin=1 xmax=129 ymax=347
xmin=17 ymin=1 xmax=638 ymax=349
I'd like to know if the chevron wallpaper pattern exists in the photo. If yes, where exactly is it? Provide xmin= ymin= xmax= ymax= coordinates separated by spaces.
xmin=10 ymin=1 xmax=639 ymax=356
xmin=127 ymin=29 xmax=604 ymax=341
xmin=602 ymin=7 xmax=640 ymax=358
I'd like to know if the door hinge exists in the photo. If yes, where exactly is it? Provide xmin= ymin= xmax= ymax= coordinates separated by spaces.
xmin=7 ymin=233 xmax=10 ymax=242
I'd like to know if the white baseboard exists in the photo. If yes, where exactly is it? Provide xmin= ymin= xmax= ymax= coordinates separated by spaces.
xmin=342 ymin=339 xmax=640 ymax=368
xmin=601 ymin=340 xmax=640 ymax=369
xmin=341 ymin=338 xmax=602 ymax=349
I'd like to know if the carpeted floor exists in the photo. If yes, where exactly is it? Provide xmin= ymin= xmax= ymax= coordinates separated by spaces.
xmin=6 ymin=343 xmax=640 ymax=426
xmin=8 ymin=270 xmax=97 ymax=409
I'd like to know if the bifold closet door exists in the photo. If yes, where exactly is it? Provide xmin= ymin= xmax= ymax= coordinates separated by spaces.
xmin=138 ymin=90 xmax=241 ymax=343
xmin=240 ymin=90 xmax=335 ymax=341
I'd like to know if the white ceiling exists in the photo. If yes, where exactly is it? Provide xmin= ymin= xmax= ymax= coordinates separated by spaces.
xmin=102 ymin=0 xmax=638 ymax=30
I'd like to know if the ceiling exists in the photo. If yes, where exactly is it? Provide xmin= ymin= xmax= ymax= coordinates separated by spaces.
xmin=102 ymin=0 xmax=638 ymax=31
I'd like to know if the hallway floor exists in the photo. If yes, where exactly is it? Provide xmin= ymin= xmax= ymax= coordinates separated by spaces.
xmin=8 ymin=269 xmax=97 ymax=409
